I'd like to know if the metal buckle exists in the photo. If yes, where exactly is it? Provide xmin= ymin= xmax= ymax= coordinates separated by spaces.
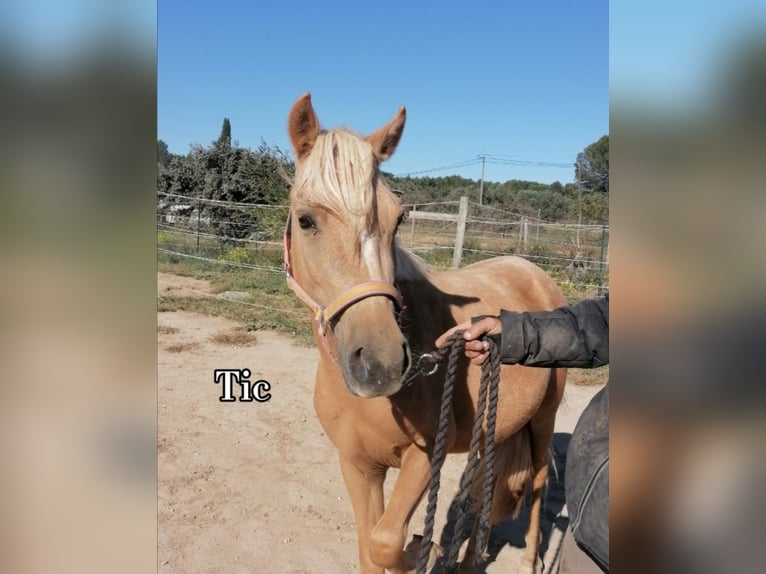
xmin=416 ymin=353 xmax=440 ymax=376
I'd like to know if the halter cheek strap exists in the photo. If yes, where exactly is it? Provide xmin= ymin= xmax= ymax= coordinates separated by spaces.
xmin=283 ymin=212 xmax=403 ymax=338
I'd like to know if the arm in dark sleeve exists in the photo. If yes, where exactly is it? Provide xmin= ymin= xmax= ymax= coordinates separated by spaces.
xmin=497 ymin=295 xmax=609 ymax=368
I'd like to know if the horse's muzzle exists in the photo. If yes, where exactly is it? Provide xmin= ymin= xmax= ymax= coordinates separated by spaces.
xmin=343 ymin=341 xmax=411 ymax=398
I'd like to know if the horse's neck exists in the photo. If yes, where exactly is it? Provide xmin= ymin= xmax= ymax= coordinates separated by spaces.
xmin=395 ymin=248 xmax=455 ymax=352
xmin=397 ymin=283 xmax=440 ymax=351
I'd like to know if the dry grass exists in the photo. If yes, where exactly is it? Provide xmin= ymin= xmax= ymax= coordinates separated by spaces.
xmin=158 ymin=324 xmax=180 ymax=335
xmin=157 ymin=287 xmax=314 ymax=347
xmin=210 ymin=329 xmax=257 ymax=347
xmin=165 ymin=342 xmax=199 ymax=353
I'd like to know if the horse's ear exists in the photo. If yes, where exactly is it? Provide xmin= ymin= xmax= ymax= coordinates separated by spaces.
xmin=366 ymin=106 xmax=406 ymax=161
xmin=288 ymin=92 xmax=320 ymax=161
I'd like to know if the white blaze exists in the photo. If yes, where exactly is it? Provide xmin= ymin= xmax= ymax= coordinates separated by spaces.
xmin=361 ymin=232 xmax=382 ymax=280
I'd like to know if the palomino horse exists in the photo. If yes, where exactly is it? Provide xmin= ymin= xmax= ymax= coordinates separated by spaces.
xmin=285 ymin=93 xmax=567 ymax=573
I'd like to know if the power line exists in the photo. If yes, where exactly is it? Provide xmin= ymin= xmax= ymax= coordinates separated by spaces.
xmin=391 ymin=154 xmax=574 ymax=178
xmin=487 ymin=153 xmax=573 ymax=161
xmin=485 ymin=157 xmax=572 ymax=168
xmin=392 ymin=158 xmax=482 ymax=177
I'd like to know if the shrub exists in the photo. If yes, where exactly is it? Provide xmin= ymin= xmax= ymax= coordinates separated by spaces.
xmin=221 ymin=246 xmax=253 ymax=264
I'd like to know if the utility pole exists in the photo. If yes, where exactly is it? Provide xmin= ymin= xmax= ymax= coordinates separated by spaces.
xmin=478 ymin=154 xmax=486 ymax=205
xmin=576 ymin=158 xmax=583 ymax=250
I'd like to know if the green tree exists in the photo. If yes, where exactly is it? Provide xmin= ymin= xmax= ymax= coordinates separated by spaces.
xmin=217 ymin=118 xmax=232 ymax=149
xmin=514 ymin=188 xmax=573 ymax=221
xmin=549 ymin=181 xmax=564 ymax=195
xmin=575 ymin=135 xmax=609 ymax=194
xmin=580 ymin=192 xmax=609 ymax=224
xmin=157 ymin=139 xmax=171 ymax=167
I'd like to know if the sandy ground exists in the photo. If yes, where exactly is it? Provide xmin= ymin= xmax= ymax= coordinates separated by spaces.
xmin=158 ymin=273 xmax=604 ymax=574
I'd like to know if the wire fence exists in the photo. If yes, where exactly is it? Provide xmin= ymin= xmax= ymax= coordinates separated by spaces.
xmin=157 ymin=192 xmax=609 ymax=302
xmin=401 ymin=199 xmax=609 ymax=296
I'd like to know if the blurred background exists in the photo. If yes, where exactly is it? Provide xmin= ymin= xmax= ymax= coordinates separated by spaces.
xmin=0 ymin=1 xmax=156 ymax=573
xmin=610 ymin=1 xmax=766 ymax=572
xmin=1 ymin=1 xmax=765 ymax=572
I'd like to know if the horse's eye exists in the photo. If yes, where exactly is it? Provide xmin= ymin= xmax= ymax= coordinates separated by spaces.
xmin=298 ymin=214 xmax=315 ymax=230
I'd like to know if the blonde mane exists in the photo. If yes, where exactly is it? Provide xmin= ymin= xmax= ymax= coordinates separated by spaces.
xmin=291 ymin=124 xmax=429 ymax=282
xmin=292 ymin=128 xmax=376 ymax=231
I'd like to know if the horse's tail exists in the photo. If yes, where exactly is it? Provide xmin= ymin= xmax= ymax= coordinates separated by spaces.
xmin=470 ymin=424 xmax=534 ymax=525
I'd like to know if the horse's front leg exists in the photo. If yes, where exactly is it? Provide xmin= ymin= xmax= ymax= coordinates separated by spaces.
xmin=369 ymin=443 xmax=439 ymax=574
xmin=339 ymin=455 xmax=387 ymax=574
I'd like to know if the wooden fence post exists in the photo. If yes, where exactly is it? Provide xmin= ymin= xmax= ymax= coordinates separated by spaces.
xmin=522 ymin=217 xmax=529 ymax=250
xmin=196 ymin=196 xmax=201 ymax=255
xmin=536 ymin=208 xmax=541 ymax=242
xmin=452 ymin=196 xmax=468 ymax=269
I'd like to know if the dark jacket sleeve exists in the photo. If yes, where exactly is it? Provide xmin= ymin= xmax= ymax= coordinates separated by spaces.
xmin=497 ymin=294 xmax=609 ymax=368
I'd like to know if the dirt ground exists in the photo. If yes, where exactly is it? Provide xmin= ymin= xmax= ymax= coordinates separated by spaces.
xmin=158 ymin=273 xmax=604 ymax=574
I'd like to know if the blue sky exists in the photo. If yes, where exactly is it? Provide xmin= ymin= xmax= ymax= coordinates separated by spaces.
xmin=5 ymin=2 xmax=764 ymax=184
xmin=159 ymin=1 xmax=608 ymax=184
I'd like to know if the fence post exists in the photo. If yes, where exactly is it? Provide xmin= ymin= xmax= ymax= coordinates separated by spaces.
xmin=522 ymin=217 xmax=529 ymax=251
xmin=536 ymin=208 xmax=541 ymax=242
xmin=410 ymin=205 xmax=416 ymax=247
xmin=196 ymin=196 xmax=201 ymax=255
xmin=452 ymin=196 xmax=468 ymax=269
xmin=597 ymin=225 xmax=607 ymax=296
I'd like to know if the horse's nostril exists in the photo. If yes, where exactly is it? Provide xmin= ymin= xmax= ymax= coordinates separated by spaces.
xmin=349 ymin=346 xmax=365 ymax=371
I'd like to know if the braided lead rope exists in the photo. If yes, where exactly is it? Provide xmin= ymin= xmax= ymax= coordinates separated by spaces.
xmin=473 ymin=341 xmax=501 ymax=561
xmin=416 ymin=335 xmax=465 ymax=574
xmin=443 ymin=352 xmax=492 ymax=571
xmin=416 ymin=334 xmax=501 ymax=574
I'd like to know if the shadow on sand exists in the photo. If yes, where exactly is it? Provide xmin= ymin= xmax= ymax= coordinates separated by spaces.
xmin=429 ymin=432 xmax=572 ymax=573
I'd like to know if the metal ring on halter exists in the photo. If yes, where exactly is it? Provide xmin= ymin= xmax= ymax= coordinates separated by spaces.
xmin=416 ymin=353 xmax=440 ymax=376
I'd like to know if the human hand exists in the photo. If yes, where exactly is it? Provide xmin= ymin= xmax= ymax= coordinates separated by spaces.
xmin=434 ymin=316 xmax=502 ymax=366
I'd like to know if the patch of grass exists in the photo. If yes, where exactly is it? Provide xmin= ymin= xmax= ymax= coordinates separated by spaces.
xmin=158 ymin=259 xmax=286 ymax=295
xmin=157 ymin=247 xmax=606 ymax=351
xmin=159 ymin=260 xmax=223 ymax=282
xmin=416 ymin=248 xmax=454 ymax=268
xmin=157 ymin=294 xmax=314 ymax=346
xmin=158 ymin=251 xmax=316 ymax=347
xmin=210 ymin=329 xmax=258 ymax=347
xmin=165 ymin=342 xmax=199 ymax=353
xmin=158 ymin=324 xmax=179 ymax=335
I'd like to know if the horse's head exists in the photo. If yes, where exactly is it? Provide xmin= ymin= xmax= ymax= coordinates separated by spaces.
xmin=286 ymin=93 xmax=411 ymax=398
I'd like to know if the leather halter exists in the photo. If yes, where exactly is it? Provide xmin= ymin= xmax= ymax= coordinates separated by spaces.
xmin=283 ymin=212 xmax=403 ymax=344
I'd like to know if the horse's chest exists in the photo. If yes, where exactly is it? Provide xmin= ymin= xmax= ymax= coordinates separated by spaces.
xmin=314 ymin=383 xmax=421 ymax=465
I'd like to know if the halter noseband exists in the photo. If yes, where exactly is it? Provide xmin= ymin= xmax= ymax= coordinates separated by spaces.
xmin=283 ymin=212 xmax=403 ymax=340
